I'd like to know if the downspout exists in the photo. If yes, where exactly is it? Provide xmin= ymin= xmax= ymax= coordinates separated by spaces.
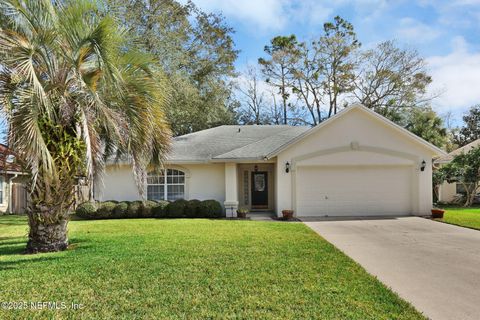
xmin=7 ymin=173 xmax=18 ymax=214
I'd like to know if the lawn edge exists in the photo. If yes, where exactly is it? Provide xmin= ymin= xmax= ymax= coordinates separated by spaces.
xmin=432 ymin=218 xmax=480 ymax=231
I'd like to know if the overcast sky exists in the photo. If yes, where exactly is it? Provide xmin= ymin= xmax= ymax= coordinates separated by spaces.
xmin=190 ymin=0 xmax=480 ymax=123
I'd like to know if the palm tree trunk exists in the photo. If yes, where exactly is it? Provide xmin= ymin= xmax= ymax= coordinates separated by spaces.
xmin=26 ymin=214 xmax=68 ymax=253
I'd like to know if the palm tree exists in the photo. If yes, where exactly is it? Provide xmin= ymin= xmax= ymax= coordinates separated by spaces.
xmin=0 ymin=0 xmax=171 ymax=253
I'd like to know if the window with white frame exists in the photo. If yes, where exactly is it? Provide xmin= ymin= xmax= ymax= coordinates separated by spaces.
xmin=147 ymin=169 xmax=185 ymax=201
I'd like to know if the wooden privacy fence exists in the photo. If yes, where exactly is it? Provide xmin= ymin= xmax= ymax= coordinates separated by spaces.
xmin=75 ymin=184 xmax=90 ymax=209
xmin=10 ymin=183 xmax=90 ymax=214
xmin=11 ymin=182 xmax=27 ymax=214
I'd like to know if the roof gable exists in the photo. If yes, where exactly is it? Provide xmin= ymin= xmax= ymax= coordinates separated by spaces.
xmin=266 ymin=104 xmax=447 ymax=159
xmin=435 ymin=138 xmax=480 ymax=163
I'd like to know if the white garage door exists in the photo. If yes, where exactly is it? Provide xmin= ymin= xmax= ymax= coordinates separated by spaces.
xmin=296 ymin=166 xmax=412 ymax=217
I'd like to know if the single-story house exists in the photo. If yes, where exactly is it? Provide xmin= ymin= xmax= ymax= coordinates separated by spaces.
xmin=0 ymin=143 xmax=27 ymax=214
xmin=95 ymin=104 xmax=446 ymax=217
xmin=434 ymin=139 xmax=480 ymax=203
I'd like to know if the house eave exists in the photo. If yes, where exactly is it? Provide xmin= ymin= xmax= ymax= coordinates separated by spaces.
xmin=210 ymin=157 xmax=276 ymax=163
xmin=265 ymin=104 xmax=448 ymax=159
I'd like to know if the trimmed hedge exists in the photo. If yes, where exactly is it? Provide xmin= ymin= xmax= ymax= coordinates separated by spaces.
xmin=127 ymin=201 xmax=142 ymax=218
xmin=75 ymin=199 xmax=224 ymax=220
xmin=185 ymin=199 xmax=201 ymax=218
xmin=152 ymin=200 xmax=169 ymax=218
xmin=76 ymin=202 xmax=97 ymax=219
xmin=140 ymin=200 xmax=157 ymax=218
xmin=199 ymin=199 xmax=224 ymax=218
xmin=113 ymin=202 xmax=129 ymax=218
xmin=97 ymin=201 xmax=116 ymax=219
xmin=166 ymin=199 xmax=188 ymax=218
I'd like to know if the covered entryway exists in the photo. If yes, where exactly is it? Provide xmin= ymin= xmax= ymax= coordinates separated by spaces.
xmin=237 ymin=163 xmax=275 ymax=212
xmin=296 ymin=165 xmax=413 ymax=217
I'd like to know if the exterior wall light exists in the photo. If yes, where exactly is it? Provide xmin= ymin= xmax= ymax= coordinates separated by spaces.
xmin=285 ymin=161 xmax=290 ymax=173
xmin=254 ymin=164 xmax=258 ymax=172
xmin=420 ymin=160 xmax=426 ymax=172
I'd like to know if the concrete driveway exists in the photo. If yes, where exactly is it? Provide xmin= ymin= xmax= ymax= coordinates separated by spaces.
xmin=303 ymin=217 xmax=480 ymax=320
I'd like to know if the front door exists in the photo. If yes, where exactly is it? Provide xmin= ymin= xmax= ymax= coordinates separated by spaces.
xmin=251 ymin=171 xmax=268 ymax=208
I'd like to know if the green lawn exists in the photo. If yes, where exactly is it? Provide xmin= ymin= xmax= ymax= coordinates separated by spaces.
xmin=0 ymin=216 xmax=423 ymax=319
xmin=436 ymin=207 xmax=480 ymax=230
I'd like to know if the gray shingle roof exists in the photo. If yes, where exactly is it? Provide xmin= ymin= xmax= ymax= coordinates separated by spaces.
xmin=435 ymin=139 xmax=480 ymax=163
xmin=168 ymin=125 xmax=310 ymax=162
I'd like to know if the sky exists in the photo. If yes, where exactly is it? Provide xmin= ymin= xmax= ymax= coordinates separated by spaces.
xmin=190 ymin=0 xmax=480 ymax=125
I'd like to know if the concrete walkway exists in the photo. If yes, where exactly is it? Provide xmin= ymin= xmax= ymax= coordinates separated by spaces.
xmin=303 ymin=217 xmax=480 ymax=320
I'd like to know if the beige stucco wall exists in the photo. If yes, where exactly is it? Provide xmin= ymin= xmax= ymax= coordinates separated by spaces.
xmin=95 ymin=163 xmax=226 ymax=203
xmin=95 ymin=165 xmax=141 ymax=201
xmin=187 ymin=163 xmax=225 ymax=202
xmin=275 ymin=107 xmax=435 ymax=217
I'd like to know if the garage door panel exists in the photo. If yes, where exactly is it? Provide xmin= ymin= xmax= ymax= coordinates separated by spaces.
xmin=296 ymin=166 xmax=412 ymax=216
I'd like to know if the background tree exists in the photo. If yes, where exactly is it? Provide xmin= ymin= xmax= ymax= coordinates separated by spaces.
xmin=108 ymin=0 xmax=239 ymax=135
xmin=439 ymin=147 xmax=480 ymax=207
xmin=404 ymin=107 xmax=448 ymax=149
xmin=255 ymin=21 xmax=445 ymax=146
xmin=290 ymin=41 xmax=323 ymax=125
xmin=0 ymin=0 xmax=170 ymax=253
xmin=268 ymin=89 xmax=282 ymax=125
xmin=432 ymin=169 xmax=446 ymax=203
xmin=258 ymin=35 xmax=298 ymax=124
xmin=454 ymin=104 xmax=480 ymax=147
xmin=353 ymin=41 xmax=432 ymax=120
xmin=260 ymin=16 xmax=361 ymax=125
xmin=237 ymin=65 xmax=270 ymax=125
xmin=315 ymin=16 xmax=360 ymax=117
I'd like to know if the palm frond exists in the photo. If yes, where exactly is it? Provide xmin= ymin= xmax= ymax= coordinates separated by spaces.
xmin=0 ymin=0 xmax=171 ymax=203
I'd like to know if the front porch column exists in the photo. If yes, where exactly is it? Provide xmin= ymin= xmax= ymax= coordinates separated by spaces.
xmin=224 ymin=163 xmax=238 ymax=217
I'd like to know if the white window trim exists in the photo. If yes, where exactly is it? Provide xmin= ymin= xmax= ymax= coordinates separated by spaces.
xmin=146 ymin=166 xmax=190 ymax=201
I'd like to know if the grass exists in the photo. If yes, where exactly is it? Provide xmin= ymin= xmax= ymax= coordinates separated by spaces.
xmin=0 ymin=215 xmax=424 ymax=319
xmin=436 ymin=206 xmax=480 ymax=230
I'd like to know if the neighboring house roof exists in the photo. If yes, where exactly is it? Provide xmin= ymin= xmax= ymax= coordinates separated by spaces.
xmin=0 ymin=144 xmax=22 ymax=173
xmin=265 ymin=104 xmax=447 ymax=159
xmin=168 ymin=125 xmax=310 ymax=162
xmin=435 ymin=139 xmax=480 ymax=164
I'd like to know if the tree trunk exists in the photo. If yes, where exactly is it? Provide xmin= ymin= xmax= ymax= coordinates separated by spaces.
xmin=464 ymin=184 xmax=478 ymax=207
xmin=26 ymin=215 xmax=68 ymax=253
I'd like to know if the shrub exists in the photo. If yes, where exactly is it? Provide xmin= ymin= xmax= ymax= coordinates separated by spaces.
xmin=127 ymin=201 xmax=142 ymax=218
xmin=199 ymin=200 xmax=224 ymax=218
xmin=185 ymin=199 xmax=201 ymax=218
xmin=152 ymin=200 xmax=169 ymax=218
xmin=96 ymin=201 xmax=117 ymax=219
xmin=140 ymin=200 xmax=157 ymax=218
xmin=112 ymin=202 xmax=129 ymax=218
xmin=166 ymin=199 xmax=188 ymax=218
xmin=76 ymin=202 xmax=97 ymax=219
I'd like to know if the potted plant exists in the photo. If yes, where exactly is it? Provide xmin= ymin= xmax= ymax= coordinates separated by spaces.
xmin=282 ymin=209 xmax=294 ymax=219
xmin=236 ymin=207 xmax=249 ymax=219
xmin=431 ymin=208 xmax=445 ymax=219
